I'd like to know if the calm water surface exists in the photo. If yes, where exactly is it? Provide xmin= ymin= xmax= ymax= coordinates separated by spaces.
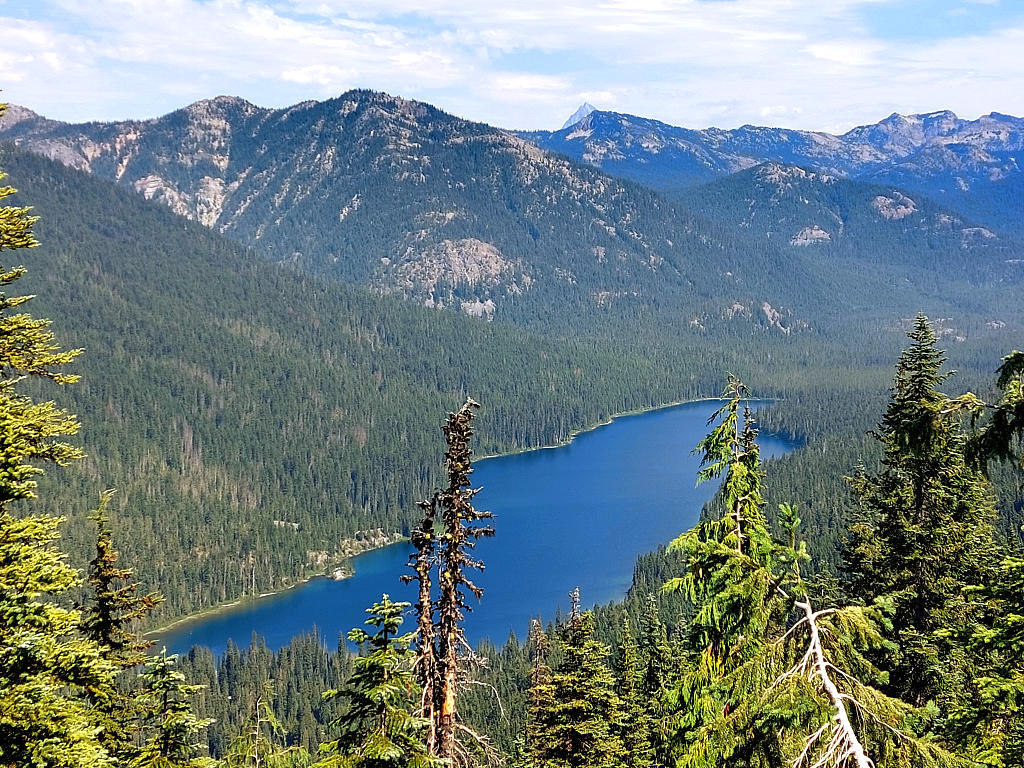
xmin=160 ymin=401 xmax=796 ymax=655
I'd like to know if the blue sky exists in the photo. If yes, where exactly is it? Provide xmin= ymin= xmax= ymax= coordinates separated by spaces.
xmin=2 ymin=0 xmax=1023 ymax=133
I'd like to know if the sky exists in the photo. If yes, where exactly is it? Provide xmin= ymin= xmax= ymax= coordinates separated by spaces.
xmin=2 ymin=0 xmax=1023 ymax=134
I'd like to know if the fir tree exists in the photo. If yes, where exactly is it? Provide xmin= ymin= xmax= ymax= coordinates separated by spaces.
xmin=524 ymin=619 xmax=556 ymax=768
xmin=842 ymin=315 xmax=1000 ymax=709
xmin=222 ymin=680 xmax=310 ymax=768
xmin=0 ymin=110 xmax=116 ymax=768
xmin=82 ymin=489 xmax=164 ymax=762
xmin=942 ymin=553 xmax=1024 ymax=766
xmin=529 ymin=591 xmax=625 ymax=768
xmin=663 ymin=377 xmax=796 ymax=764
xmin=661 ymin=374 xmax=971 ymax=767
xmin=315 ymin=594 xmax=440 ymax=768
xmin=637 ymin=595 xmax=672 ymax=707
xmin=958 ymin=349 xmax=1024 ymax=474
xmin=612 ymin=617 xmax=653 ymax=768
xmin=636 ymin=596 xmax=673 ymax=768
xmin=938 ymin=349 xmax=1024 ymax=765
xmin=133 ymin=650 xmax=214 ymax=768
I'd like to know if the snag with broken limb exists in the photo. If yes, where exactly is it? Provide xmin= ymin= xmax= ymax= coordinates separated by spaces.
xmin=404 ymin=398 xmax=497 ymax=766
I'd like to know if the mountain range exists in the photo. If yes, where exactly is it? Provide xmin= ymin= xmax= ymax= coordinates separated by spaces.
xmin=2 ymin=91 xmax=1020 ymax=333
xmin=2 ymin=92 xmax=1022 ymax=624
xmin=528 ymin=105 xmax=1024 ymax=233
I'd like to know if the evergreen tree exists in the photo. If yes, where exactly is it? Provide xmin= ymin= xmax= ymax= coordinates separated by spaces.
xmin=529 ymin=591 xmax=625 ymax=768
xmin=524 ymin=620 xmax=556 ymax=768
xmin=0 ymin=109 xmax=116 ymax=768
xmin=636 ymin=596 xmax=673 ymax=768
xmin=82 ymin=489 xmax=164 ymax=762
xmin=663 ymin=377 xmax=796 ymax=764
xmin=612 ymin=617 xmax=653 ymax=768
xmin=315 ymin=595 xmax=440 ymax=768
xmin=223 ymin=681 xmax=311 ymax=768
xmin=961 ymin=349 xmax=1024 ymax=474
xmin=940 ymin=349 xmax=1024 ymax=765
xmin=842 ymin=315 xmax=1000 ymax=709
xmin=942 ymin=555 xmax=1024 ymax=767
xmin=637 ymin=595 xmax=672 ymax=707
xmin=661 ymin=374 xmax=971 ymax=767
xmin=133 ymin=650 xmax=214 ymax=768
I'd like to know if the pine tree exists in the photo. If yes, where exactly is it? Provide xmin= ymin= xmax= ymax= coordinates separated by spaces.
xmin=82 ymin=489 xmax=165 ymax=762
xmin=133 ymin=650 xmax=214 ymax=768
xmin=315 ymin=595 xmax=440 ymax=768
xmin=0 ymin=108 xmax=116 ymax=768
xmin=842 ymin=315 xmax=1000 ymax=709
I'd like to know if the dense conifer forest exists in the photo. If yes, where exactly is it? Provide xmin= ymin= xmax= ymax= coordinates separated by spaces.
xmin=2 ymin=100 xmax=1023 ymax=767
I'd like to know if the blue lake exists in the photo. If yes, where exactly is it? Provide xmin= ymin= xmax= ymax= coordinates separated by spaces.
xmin=159 ymin=401 xmax=797 ymax=656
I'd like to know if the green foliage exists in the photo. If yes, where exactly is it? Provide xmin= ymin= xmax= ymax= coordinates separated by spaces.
xmin=942 ymin=555 xmax=1024 ymax=766
xmin=843 ymin=315 xmax=1000 ymax=708
xmin=82 ymin=489 xmax=165 ymax=762
xmin=180 ymin=633 xmax=353 ymax=759
xmin=0 ymin=511 xmax=115 ymax=768
xmin=133 ymin=650 xmax=215 ymax=768
xmin=612 ymin=618 xmax=654 ymax=768
xmin=663 ymin=378 xmax=800 ymax=764
xmin=0 ymin=114 xmax=115 ymax=768
xmin=664 ymin=373 xmax=973 ymax=767
xmin=222 ymin=681 xmax=311 ymax=768
xmin=526 ymin=605 xmax=625 ymax=768
xmin=315 ymin=595 xmax=440 ymax=768
xmin=5 ymin=145 xmax=831 ymax=624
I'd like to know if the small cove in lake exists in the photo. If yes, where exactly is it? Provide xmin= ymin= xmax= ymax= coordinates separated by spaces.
xmin=159 ymin=400 xmax=798 ymax=656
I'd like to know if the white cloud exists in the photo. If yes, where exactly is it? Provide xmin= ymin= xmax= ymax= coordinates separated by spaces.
xmin=2 ymin=0 xmax=1023 ymax=132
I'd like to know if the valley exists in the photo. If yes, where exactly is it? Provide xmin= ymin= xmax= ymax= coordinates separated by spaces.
xmin=2 ymin=80 xmax=1023 ymax=767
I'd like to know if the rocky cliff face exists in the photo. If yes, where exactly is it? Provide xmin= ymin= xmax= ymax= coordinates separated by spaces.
xmin=3 ymin=93 xmax=1020 ymax=329
xmin=1 ymin=91 xmax=740 ymax=322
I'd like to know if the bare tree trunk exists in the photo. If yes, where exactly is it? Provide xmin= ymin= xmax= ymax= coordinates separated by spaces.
xmin=789 ymin=599 xmax=874 ymax=768
xmin=404 ymin=496 xmax=438 ymax=755
xmin=434 ymin=399 xmax=493 ymax=764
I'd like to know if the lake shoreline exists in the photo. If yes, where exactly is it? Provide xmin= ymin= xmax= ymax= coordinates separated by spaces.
xmin=145 ymin=533 xmax=406 ymax=640
xmin=148 ymin=395 xmax=731 ymax=643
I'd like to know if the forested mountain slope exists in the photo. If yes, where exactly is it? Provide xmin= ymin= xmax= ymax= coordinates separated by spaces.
xmin=1 ymin=147 xmax=752 ymax=621
xmin=673 ymin=162 xmax=1022 ymax=282
xmin=3 ymin=93 xmax=1021 ymax=331
xmin=0 ymin=93 xmax=743 ymax=326
xmin=5 ymin=139 xmax=1023 ymax=623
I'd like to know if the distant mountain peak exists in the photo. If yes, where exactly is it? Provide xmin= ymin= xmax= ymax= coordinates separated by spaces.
xmin=561 ymin=102 xmax=597 ymax=130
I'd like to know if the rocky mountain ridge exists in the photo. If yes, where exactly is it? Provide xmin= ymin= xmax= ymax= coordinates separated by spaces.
xmin=2 ymin=91 xmax=739 ymax=325
xmin=528 ymin=105 xmax=1024 ymax=230
xmin=2 ymin=92 xmax=1019 ymax=330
